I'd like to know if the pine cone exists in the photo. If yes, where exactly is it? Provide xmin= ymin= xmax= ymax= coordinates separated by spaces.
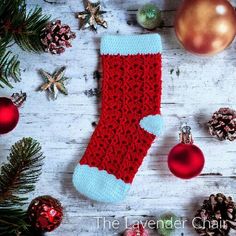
xmin=194 ymin=193 xmax=236 ymax=236
xmin=208 ymin=108 xmax=236 ymax=141
xmin=41 ymin=20 xmax=76 ymax=54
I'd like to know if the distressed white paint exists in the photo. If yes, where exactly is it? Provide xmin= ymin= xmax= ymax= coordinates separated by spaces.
xmin=1 ymin=0 xmax=236 ymax=235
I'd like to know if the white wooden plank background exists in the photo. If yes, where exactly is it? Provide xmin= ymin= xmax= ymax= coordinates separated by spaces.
xmin=1 ymin=0 xmax=236 ymax=235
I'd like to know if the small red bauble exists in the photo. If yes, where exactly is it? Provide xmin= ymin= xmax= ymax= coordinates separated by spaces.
xmin=168 ymin=125 xmax=205 ymax=179
xmin=28 ymin=195 xmax=63 ymax=232
xmin=123 ymin=224 xmax=149 ymax=236
xmin=0 ymin=93 xmax=26 ymax=135
xmin=0 ymin=97 xmax=19 ymax=134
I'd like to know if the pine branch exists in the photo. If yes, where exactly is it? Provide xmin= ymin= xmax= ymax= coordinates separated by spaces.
xmin=0 ymin=208 xmax=28 ymax=236
xmin=0 ymin=0 xmax=50 ymax=87
xmin=0 ymin=208 xmax=44 ymax=236
xmin=0 ymin=0 xmax=50 ymax=88
xmin=0 ymin=0 xmax=50 ymax=52
xmin=0 ymin=138 xmax=44 ymax=207
xmin=0 ymin=138 xmax=45 ymax=236
xmin=0 ymin=40 xmax=21 ymax=88
xmin=12 ymin=7 xmax=50 ymax=52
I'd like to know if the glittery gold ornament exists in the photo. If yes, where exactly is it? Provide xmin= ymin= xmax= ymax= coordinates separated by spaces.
xmin=76 ymin=0 xmax=107 ymax=31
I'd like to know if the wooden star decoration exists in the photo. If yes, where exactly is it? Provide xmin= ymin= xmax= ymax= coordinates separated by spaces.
xmin=76 ymin=0 xmax=108 ymax=31
xmin=39 ymin=66 xmax=69 ymax=100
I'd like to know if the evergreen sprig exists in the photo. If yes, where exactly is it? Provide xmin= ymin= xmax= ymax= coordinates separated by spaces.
xmin=0 ymin=0 xmax=50 ymax=88
xmin=0 ymin=0 xmax=50 ymax=52
xmin=0 ymin=138 xmax=45 ymax=236
xmin=0 ymin=40 xmax=21 ymax=88
xmin=0 ymin=208 xmax=44 ymax=236
xmin=0 ymin=138 xmax=44 ymax=207
xmin=0 ymin=208 xmax=28 ymax=236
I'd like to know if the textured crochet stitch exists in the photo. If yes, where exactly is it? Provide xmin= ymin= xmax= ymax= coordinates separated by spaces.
xmin=73 ymin=34 xmax=162 ymax=202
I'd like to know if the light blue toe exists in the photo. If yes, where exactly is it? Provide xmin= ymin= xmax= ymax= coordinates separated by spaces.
xmin=73 ymin=164 xmax=131 ymax=203
xmin=139 ymin=114 xmax=164 ymax=136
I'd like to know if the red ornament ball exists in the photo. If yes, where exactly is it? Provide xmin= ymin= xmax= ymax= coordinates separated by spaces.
xmin=168 ymin=143 xmax=205 ymax=179
xmin=123 ymin=224 xmax=149 ymax=236
xmin=0 ymin=97 xmax=19 ymax=134
xmin=28 ymin=195 xmax=63 ymax=232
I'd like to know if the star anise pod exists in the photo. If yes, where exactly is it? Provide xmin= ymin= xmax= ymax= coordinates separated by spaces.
xmin=39 ymin=66 xmax=69 ymax=99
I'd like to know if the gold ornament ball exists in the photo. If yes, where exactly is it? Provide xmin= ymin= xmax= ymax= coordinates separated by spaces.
xmin=174 ymin=0 xmax=236 ymax=55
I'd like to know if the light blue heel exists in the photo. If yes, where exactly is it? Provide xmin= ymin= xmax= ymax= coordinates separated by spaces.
xmin=139 ymin=114 xmax=164 ymax=136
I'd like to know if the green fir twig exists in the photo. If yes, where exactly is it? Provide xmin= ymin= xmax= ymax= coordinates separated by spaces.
xmin=0 ymin=0 xmax=50 ymax=88
xmin=0 ymin=41 xmax=21 ymax=88
xmin=0 ymin=138 xmax=45 ymax=236
xmin=0 ymin=138 xmax=44 ymax=207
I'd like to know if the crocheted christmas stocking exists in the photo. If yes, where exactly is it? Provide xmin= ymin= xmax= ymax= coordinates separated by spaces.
xmin=73 ymin=34 xmax=163 ymax=203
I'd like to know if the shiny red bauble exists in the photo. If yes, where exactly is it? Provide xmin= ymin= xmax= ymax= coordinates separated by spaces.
xmin=0 ymin=97 xmax=19 ymax=134
xmin=168 ymin=143 xmax=205 ymax=179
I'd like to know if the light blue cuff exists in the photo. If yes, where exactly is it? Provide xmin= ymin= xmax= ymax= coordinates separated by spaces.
xmin=73 ymin=164 xmax=131 ymax=203
xmin=101 ymin=34 xmax=162 ymax=55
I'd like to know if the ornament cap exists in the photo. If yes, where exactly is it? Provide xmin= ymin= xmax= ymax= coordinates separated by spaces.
xmin=179 ymin=123 xmax=193 ymax=144
xmin=11 ymin=92 xmax=27 ymax=107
